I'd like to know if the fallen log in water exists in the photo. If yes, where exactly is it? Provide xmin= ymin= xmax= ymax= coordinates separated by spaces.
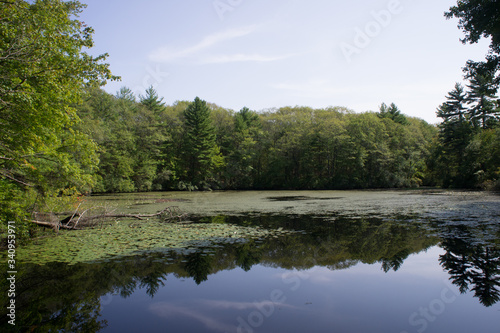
xmin=31 ymin=206 xmax=187 ymax=231
xmin=30 ymin=220 xmax=83 ymax=230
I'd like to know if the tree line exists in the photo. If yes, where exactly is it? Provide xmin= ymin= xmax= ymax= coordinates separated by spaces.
xmin=79 ymin=83 xmax=500 ymax=193
xmin=79 ymin=87 xmax=438 ymax=192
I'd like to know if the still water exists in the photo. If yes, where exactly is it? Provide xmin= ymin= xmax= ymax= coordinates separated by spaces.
xmin=1 ymin=190 xmax=499 ymax=332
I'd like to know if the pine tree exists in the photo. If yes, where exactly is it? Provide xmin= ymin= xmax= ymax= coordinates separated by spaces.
xmin=466 ymin=71 xmax=499 ymax=129
xmin=116 ymin=86 xmax=136 ymax=103
xmin=139 ymin=86 xmax=166 ymax=115
xmin=181 ymin=97 xmax=224 ymax=188
xmin=437 ymin=83 xmax=468 ymax=123
xmin=435 ymin=84 xmax=474 ymax=187
xmin=378 ymin=103 xmax=408 ymax=125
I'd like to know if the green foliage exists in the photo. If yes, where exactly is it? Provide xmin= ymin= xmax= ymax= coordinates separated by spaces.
xmin=466 ymin=70 xmax=499 ymax=129
xmin=446 ymin=0 xmax=500 ymax=54
xmin=180 ymin=97 xmax=224 ymax=189
xmin=432 ymin=59 xmax=500 ymax=188
xmin=446 ymin=0 xmax=500 ymax=82
xmin=378 ymin=103 xmax=409 ymax=125
xmin=225 ymin=107 xmax=262 ymax=189
xmin=78 ymin=87 xmax=170 ymax=193
xmin=437 ymin=83 xmax=468 ymax=123
xmin=139 ymin=85 xmax=166 ymax=115
xmin=467 ymin=128 xmax=500 ymax=189
xmin=4 ymin=0 xmax=498 ymax=245
xmin=78 ymin=92 xmax=437 ymax=192
xmin=246 ymin=106 xmax=434 ymax=189
xmin=430 ymin=1 xmax=500 ymax=188
xmin=0 ymin=0 xmax=117 ymax=238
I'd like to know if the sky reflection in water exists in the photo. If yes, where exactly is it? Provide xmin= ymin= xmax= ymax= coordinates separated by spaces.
xmin=97 ymin=246 xmax=499 ymax=333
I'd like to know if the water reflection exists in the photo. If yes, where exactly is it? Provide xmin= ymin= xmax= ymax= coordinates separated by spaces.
xmin=440 ymin=238 xmax=500 ymax=307
xmin=1 ymin=213 xmax=499 ymax=332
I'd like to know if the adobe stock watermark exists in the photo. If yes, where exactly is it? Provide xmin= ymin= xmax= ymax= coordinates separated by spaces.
xmin=339 ymin=0 xmax=404 ymax=63
xmin=6 ymin=221 xmax=17 ymax=326
xmin=400 ymin=281 xmax=460 ymax=333
xmin=132 ymin=64 xmax=169 ymax=97
xmin=213 ymin=0 xmax=244 ymax=21
xmin=237 ymin=270 xmax=311 ymax=333
xmin=236 ymin=244 xmax=326 ymax=333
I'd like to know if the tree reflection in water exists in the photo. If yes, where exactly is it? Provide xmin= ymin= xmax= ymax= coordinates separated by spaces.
xmin=439 ymin=228 xmax=500 ymax=307
xmin=1 ymin=213 xmax=498 ymax=332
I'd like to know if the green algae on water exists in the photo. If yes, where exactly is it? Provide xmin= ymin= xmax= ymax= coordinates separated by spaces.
xmin=13 ymin=219 xmax=296 ymax=265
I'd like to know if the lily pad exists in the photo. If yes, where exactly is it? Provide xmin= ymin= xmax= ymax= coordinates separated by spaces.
xmin=13 ymin=219 xmax=297 ymax=265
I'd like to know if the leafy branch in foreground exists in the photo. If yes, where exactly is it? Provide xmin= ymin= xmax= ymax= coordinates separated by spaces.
xmin=0 ymin=0 xmax=118 ymax=236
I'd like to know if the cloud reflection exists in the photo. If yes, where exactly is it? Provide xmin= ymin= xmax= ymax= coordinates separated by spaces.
xmin=149 ymin=299 xmax=297 ymax=332
xmin=201 ymin=299 xmax=297 ymax=310
xmin=149 ymin=302 xmax=236 ymax=332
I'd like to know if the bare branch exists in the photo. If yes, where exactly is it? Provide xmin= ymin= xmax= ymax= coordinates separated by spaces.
xmin=31 ymin=220 xmax=83 ymax=230
xmin=31 ymin=206 xmax=188 ymax=231
xmin=0 ymin=169 xmax=33 ymax=187
xmin=63 ymin=201 xmax=82 ymax=228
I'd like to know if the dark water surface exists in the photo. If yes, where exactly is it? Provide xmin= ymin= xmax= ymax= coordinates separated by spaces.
xmin=1 ymin=190 xmax=499 ymax=332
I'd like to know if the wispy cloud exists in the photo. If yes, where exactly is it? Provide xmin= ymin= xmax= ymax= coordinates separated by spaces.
xmin=149 ymin=299 xmax=297 ymax=332
xmin=201 ymin=299 xmax=296 ymax=310
xmin=149 ymin=25 xmax=258 ymax=62
xmin=149 ymin=25 xmax=294 ymax=64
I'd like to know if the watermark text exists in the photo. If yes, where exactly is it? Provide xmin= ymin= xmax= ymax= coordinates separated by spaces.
xmin=213 ymin=0 xmax=245 ymax=21
xmin=6 ymin=221 xmax=17 ymax=326
xmin=339 ymin=0 xmax=404 ymax=63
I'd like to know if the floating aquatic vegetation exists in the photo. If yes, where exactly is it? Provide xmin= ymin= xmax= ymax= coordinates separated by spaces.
xmin=12 ymin=219 xmax=297 ymax=265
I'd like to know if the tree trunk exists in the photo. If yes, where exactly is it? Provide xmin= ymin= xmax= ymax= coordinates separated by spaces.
xmin=31 ymin=206 xmax=186 ymax=231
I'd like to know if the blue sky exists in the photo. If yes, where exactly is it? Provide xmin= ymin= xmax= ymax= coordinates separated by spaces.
xmin=80 ymin=0 xmax=491 ymax=123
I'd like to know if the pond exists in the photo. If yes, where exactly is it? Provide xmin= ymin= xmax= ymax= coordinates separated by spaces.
xmin=1 ymin=190 xmax=499 ymax=332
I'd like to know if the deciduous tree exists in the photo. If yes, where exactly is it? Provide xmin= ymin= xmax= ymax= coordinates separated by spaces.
xmin=0 ymin=0 xmax=117 ymax=232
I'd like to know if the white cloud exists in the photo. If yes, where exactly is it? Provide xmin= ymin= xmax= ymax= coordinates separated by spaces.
xmin=150 ymin=25 xmax=258 ymax=62
xmin=149 ymin=25 xmax=295 ymax=65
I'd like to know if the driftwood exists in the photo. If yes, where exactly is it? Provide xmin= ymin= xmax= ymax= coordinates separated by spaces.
xmin=31 ymin=220 xmax=79 ymax=230
xmin=31 ymin=206 xmax=187 ymax=231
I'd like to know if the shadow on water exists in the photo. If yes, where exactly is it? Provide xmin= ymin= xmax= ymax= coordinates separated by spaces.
xmin=1 ymin=211 xmax=499 ymax=332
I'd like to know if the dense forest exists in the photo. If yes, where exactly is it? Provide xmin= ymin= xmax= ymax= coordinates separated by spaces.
xmin=1 ymin=0 xmax=499 ymax=238
xmin=79 ymin=87 xmax=437 ymax=192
